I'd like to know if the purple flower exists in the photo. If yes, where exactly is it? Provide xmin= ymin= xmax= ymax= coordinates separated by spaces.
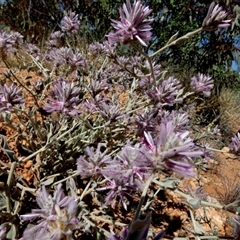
xmin=135 ymin=109 xmax=160 ymax=137
xmin=0 ymin=30 xmax=23 ymax=58
xmin=97 ymin=174 xmax=137 ymax=210
xmin=43 ymin=78 xmax=82 ymax=117
xmin=87 ymin=71 xmax=109 ymax=97
xmin=116 ymin=144 xmax=152 ymax=187
xmin=190 ymin=73 xmax=214 ymax=97
xmin=233 ymin=215 xmax=240 ymax=239
xmin=230 ymin=132 xmax=240 ymax=154
xmin=77 ymin=143 xmax=112 ymax=179
xmin=61 ymin=11 xmax=80 ymax=34
xmin=20 ymin=184 xmax=79 ymax=240
xmin=48 ymin=47 xmax=86 ymax=68
xmin=202 ymin=2 xmax=231 ymax=31
xmin=0 ymin=84 xmax=25 ymax=112
xmin=161 ymin=110 xmax=189 ymax=132
xmin=142 ymin=121 xmax=203 ymax=177
xmin=146 ymin=76 xmax=183 ymax=106
xmin=106 ymin=0 xmax=153 ymax=46
xmin=24 ymin=43 xmax=41 ymax=58
xmin=46 ymin=31 xmax=64 ymax=48
xmin=97 ymin=101 xmax=123 ymax=126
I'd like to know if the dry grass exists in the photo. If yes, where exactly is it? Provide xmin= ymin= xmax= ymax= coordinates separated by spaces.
xmin=218 ymin=88 xmax=240 ymax=137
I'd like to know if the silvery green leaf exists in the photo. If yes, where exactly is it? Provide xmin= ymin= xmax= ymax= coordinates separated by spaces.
xmin=41 ymin=177 xmax=55 ymax=186
xmin=6 ymin=224 xmax=16 ymax=240
xmin=189 ymin=210 xmax=205 ymax=235
xmin=0 ymin=192 xmax=6 ymax=211
xmin=0 ymin=135 xmax=18 ymax=162
xmin=187 ymin=198 xmax=201 ymax=209
xmin=66 ymin=177 xmax=77 ymax=197
xmin=154 ymin=178 xmax=180 ymax=189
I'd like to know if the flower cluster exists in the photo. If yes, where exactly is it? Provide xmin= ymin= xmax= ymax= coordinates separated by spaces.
xmin=20 ymin=184 xmax=79 ymax=240
xmin=0 ymin=0 xmax=234 ymax=239
xmin=46 ymin=31 xmax=64 ymax=49
xmin=61 ymin=11 xmax=80 ymax=34
xmin=230 ymin=132 xmax=240 ymax=154
xmin=48 ymin=47 xmax=87 ymax=68
xmin=0 ymin=30 xmax=23 ymax=58
xmin=190 ymin=73 xmax=214 ymax=97
xmin=146 ymin=76 xmax=183 ymax=106
xmin=107 ymin=0 xmax=153 ymax=46
xmin=77 ymin=143 xmax=112 ymax=178
xmin=202 ymin=2 xmax=231 ymax=31
xmin=0 ymin=84 xmax=25 ymax=112
xmin=142 ymin=120 xmax=203 ymax=177
xmin=43 ymin=78 xmax=82 ymax=117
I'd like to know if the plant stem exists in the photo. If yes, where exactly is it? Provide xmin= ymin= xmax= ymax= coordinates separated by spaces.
xmin=150 ymin=27 xmax=203 ymax=59
xmin=3 ymin=60 xmax=41 ymax=109
xmin=6 ymin=162 xmax=17 ymax=213
xmin=130 ymin=43 xmax=157 ymax=87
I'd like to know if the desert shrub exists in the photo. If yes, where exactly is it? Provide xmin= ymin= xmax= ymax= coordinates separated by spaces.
xmin=0 ymin=1 xmax=238 ymax=240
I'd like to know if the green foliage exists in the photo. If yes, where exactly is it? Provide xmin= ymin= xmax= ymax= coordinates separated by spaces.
xmin=0 ymin=0 xmax=239 ymax=90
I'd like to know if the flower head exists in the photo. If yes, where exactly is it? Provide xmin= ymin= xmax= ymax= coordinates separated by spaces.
xmin=202 ymin=2 xmax=231 ymax=31
xmin=0 ymin=84 xmax=25 ymax=112
xmin=106 ymin=0 xmax=153 ymax=46
xmin=146 ymin=76 xmax=183 ymax=106
xmin=233 ymin=215 xmax=240 ymax=239
xmin=97 ymin=174 xmax=137 ymax=210
xmin=77 ymin=143 xmax=112 ymax=179
xmin=61 ymin=11 xmax=80 ymax=34
xmin=190 ymin=73 xmax=214 ymax=97
xmin=230 ymin=132 xmax=240 ymax=154
xmin=48 ymin=47 xmax=86 ymax=68
xmin=0 ymin=30 xmax=23 ymax=58
xmin=142 ymin=121 xmax=203 ymax=177
xmin=21 ymin=184 xmax=79 ymax=240
xmin=46 ymin=31 xmax=64 ymax=48
xmin=43 ymin=78 xmax=82 ymax=117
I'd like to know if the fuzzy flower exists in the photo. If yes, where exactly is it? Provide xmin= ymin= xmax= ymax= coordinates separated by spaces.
xmin=142 ymin=121 xmax=203 ymax=177
xmin=48 ymin=47 xmax=86 ymax=68
xmin=43 ymin=78 xmax=82 ymax=117
xmin=190 ymin=73 xmax=214 ymax=97
xmin=202 ymin=2 xmax=231 ymax=31
xmin=20 ymin=184 xmax=79 ymax=240
xmin=146 ymin=76 xmax=183 ymax=106
xmin=61 ymin=11 xmax=80 ymax=34
xmin=106 ymin=0 xmax=153 ymax=46
xmin=161 ymin=110 xmax=189 ymax=132
xmin=0 ymin=84 xmax=25 ymax=112
xmin=24 ymin=43 xmax=41 ymax=58
xmin=135 ymin=109 xmax=160 ymax=137
xmin=46 ymin=31 xmax=64 ymax=48
xmin=115 ymin=144 xmax=152 ymax=188
xmin=233 ymin=215 xmax=240 ymax=239
xmin=77 ymin=143 xmax=112 ymax=179
xmin=230 ymin=132 xmax=240 ymax=154
xmin=97 ymin=174 xmax=137 ymax=210
xmin=0 ymin=30 xmax=23 ymax=58
xmin=97 ymin=101 xmax=123 ymax=126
